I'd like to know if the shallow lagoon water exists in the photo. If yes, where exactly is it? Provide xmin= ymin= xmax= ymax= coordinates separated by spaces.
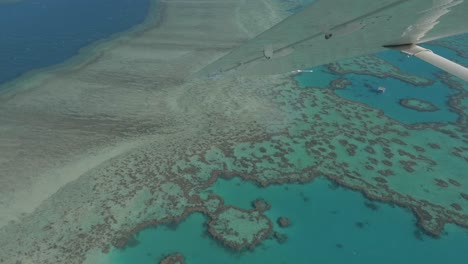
xmin=294 ymin=48 xmax=463 ymax=124
xmin=332 ymin=73 xmax=458 ymax=124
xmin=111 ymin=177 xmax=468 ymax=264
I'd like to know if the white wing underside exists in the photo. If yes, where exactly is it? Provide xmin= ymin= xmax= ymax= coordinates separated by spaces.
xmin=197 ymin=0 xmax=468 ymax=80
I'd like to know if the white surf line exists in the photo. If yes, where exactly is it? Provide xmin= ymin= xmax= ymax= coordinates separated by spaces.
xmin=401 ymin=0 xmax=464 ymax=42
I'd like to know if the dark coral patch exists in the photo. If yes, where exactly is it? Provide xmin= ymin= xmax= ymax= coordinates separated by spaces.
xmin=461 ymin=193 xmax=468 ymax=200
xmin=415 ymin=208 xmax=433 ymax=221
xmin=355 ymin=222 xmax=365 ymax=229
xmin=448 ymin=179 xmax=461 ymax=187
xmin=384 ymin=152 xmax=394 ymax=159
xmin=374 ymin=177 xmax=387 ymax=184
xmin=399 ymin=160 xmax=416 ymax=173
xmin=413 ymin=230 xmax=424 ymax=241
xmin=399 ymin=98 xmax=439 ymax=112
xmin=123 ymin=235 xmax=140 ymax=249
xmin=382 ymin=160 xmax=393 ymax=166
xmin=252 ymin=198 xmax=270 ymax=212
xmin=273 ymin=232 xmax=288 ymax=244
xmin=355 ymin=136 xmax=366 ymax=143
xmin=428 ymin=143 xmax=441 ymax=149
xmin=299 ymin=192 xmax=310 ymax=202
xmin=338 ymin=139 xmax=348 ymax=146
xmin=346 ymin=144 xmax=358 ymax=156
xmin=208 ymin=207 xmax=273 ymax=251
xmin=383 ymin=147 xmax=392 ymax=154
xmin=277 ymin=217 xmax=291 ymax=228
xmin=450 ymin=203 xmax=462 ymax=211
xmin=166 ymin=222 xmax=181 ymax=231
xmin=391 ymin=138 xmax=406 ymax=145
xmin=160 ymin=253 xmax=185 ymax=264
xmin=364 ymin=146 xmax=375 ymax=154
xmin=377 ymin=169 xmax=394 ymax=177
xmin=413 ymin=145 xmax=426 ymax=152
xmin=331 ymin=78 xmax=351 ymax=89
xmin=434 ymin=179 xmax=449 ymax=188
xmin=364 ymin=201 xmax=379 ymax=211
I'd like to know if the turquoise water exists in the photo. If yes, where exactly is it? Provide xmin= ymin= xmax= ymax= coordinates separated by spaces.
xmin=294 ymin=45 xmax=466 ymax=124
xmin=111 ymin=177 xmax=468 ymax=263
xmin=111 ymin=34 xmax=468 ymax=263
xmin=333 ymin=72 xmax=459 ymax=124
xmin=0 ymin=0 xmax=150 ymax=85
xmin=294 ymin=66 xmax=337 ymax=88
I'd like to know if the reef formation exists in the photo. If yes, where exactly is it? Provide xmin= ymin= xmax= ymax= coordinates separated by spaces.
xmin=399 ymin=98 xmax=440 ymax=112
xmin=159 ymin=253 xmax=185 ymax=264
xmin=0 ymin=1 xmax=466 ymax=264
xmin=208 ymin=206 xmax=272 ymax=251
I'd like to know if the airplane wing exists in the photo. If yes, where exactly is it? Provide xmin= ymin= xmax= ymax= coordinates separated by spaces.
xmin=196 ymin=0 xmax=468 ymax=81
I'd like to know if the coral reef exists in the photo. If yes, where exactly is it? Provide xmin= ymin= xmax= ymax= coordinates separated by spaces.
xmin=399 ymin=98 xmax=439 ymax=112
xmin=160 ymin=253 xmax=185 ymax=264
xmin=207 ymin=207 xmax=272 ymax=251
xmin=277 ymin=217 xmax=291 ymax=228
xmin=273 ymin=232 xmax=288 ymax=244
xmin=1 ymin=4 xmax=467 ymax=263
xmin=327 ymin=55 xmax=434 ymax=86
xmin=252 ymin=198 xmax=271 ymax=212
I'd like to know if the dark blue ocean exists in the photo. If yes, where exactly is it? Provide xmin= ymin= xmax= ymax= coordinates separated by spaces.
xmin=0 ymin=0 xmax=150 ymax=85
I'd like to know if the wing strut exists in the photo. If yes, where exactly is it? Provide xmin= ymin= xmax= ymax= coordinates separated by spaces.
xmin=389 ymin=44 xmax=468 ymax=81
